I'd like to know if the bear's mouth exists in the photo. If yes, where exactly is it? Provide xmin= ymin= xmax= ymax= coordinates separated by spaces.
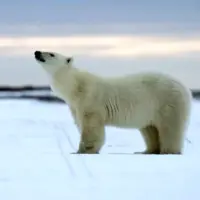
xmin=34 ymin=51 xmax=45 ymax=63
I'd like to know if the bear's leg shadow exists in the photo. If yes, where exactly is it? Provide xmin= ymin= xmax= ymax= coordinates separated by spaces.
xmin=70 ymin=107 xmax=79 ymax=127
xmin=135 ymin=125 xmax=160 ymax=154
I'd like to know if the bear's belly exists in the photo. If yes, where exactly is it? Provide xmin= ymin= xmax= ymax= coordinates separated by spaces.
xmin=105 ymin=107 xmax=154 ymax=129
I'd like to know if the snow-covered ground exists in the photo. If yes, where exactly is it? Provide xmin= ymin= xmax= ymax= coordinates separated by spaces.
xmin=0 ymin=99 xmax=199 ymax=200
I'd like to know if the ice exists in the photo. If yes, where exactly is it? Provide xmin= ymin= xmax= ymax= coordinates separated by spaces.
xmin=0 ymin=99 xmax=199 ymax=200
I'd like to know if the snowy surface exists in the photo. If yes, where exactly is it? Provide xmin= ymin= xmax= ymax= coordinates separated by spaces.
xmin=0 ymin=99 xmax=199 ymax=200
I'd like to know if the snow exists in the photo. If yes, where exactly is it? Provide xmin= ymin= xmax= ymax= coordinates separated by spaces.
xmin=0 ymin=99 xmax=199 ymax=200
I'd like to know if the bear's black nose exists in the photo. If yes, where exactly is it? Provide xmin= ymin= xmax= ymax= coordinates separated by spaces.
xmin=34 ymin=51 xmax=41 ymax=58
xmin=34 ymin=51 xmax=45 ymax=62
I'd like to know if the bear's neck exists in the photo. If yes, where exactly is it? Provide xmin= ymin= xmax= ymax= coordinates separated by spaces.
xmin=49 ymin=67 xmax=101 ymax=106
xmin=44 ymin=64 xmax=67 ymax=77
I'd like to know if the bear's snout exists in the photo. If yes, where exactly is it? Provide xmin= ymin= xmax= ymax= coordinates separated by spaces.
xmin=34 ymin=51 xmax=45 ymax=62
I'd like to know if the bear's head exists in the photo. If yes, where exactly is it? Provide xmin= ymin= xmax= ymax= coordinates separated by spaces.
xmin=34 ymin=50 xmax=73 ymax=75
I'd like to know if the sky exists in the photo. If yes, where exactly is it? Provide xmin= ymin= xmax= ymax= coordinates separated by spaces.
xmin=0 ymin=0 xmax=200 ymax=88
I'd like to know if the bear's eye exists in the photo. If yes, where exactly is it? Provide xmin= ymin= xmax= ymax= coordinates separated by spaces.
xmin=49 ymin=53 xmax=55 ymax=57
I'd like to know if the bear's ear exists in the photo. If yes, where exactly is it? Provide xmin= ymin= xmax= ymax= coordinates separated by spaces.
xmin=66 ymin=57 xmax=73 ymax=64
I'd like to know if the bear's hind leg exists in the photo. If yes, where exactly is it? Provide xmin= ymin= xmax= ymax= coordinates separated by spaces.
xmin=157 ymin=103 xmax=189 ymax=155
xmin=135 ymin=125 xmax=160 ymax=154
xmin=157 ymin=124 xmax=184 ymax=154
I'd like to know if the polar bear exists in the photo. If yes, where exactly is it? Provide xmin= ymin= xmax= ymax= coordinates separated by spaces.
xmin=34 ymin=50 xmax=192 ymax=155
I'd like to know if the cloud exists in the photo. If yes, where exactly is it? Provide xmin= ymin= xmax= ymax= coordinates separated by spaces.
xmin=1 ymin=23 xmax=200 ymax=36
xmin=0 ymin=35 xmax=200 ymax=58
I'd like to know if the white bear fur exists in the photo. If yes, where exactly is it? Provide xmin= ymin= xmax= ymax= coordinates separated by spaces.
xmin=34 ymin=51 xmax=192 ymax=155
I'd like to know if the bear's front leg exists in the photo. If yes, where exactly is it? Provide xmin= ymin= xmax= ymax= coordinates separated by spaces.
xmin=76 ymin=111 xmax=105 ymax=154
xmin=77 ymin=125 xmax=105 ymax=154
xmin=77 ymin=141 xmax=99 ymax=154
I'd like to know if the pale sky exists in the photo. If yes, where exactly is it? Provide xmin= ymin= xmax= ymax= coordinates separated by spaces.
xmin=0 ymin=0 xmax=200 ymax=88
